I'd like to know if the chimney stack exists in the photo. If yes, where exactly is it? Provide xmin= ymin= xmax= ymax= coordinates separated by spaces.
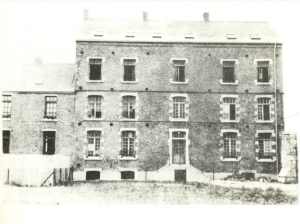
xmin=143 ymin=11 xmax=148 ymax=22
xmin=84 ymin=9 xmax=89 ymax=21
xmin=203 ymin=12 xmax=209 ymax=23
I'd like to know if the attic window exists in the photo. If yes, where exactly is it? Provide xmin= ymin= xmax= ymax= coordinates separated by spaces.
xmin=153 ymin=33 xmax=162 ymax=38
xmin=94 ymin=31 xmax=104 ymax=37
xmin=250 ymin=34 xmax=261 ymax=40
xmin=226 ymin=34 xmax=237 ymax=39
xmin=184 ymin=33 xmax=194 ymax=39
xmin=35 ymin=79 xmax=44 ymax=85
xmin=125 ymin=32 xmax=135 ymax=38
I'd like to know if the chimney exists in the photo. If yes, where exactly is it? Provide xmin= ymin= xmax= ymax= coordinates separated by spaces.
xmin=203 ymin=12 xmax=209 ymax=23
xmin=35 ymin=57 xmax=43 ymax=67
xmin=143 ymin=11 xmax=148 ymax=22
xmin=83 ymin=9 xmax=89 ymax=21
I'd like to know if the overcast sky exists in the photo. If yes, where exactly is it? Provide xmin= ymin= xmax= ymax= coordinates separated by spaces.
xmin=0 ymin=1 xmax=299 ymax=132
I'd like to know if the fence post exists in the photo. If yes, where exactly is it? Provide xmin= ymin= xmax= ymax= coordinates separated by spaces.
xmin=7 ymin=169 xmax=9 ymax=184
xmin=65 ymin=168 xmax=67 ymax=182
xmin=71 ymin=166 xmax=74 ymax=181
xmin=53 ymin=169 xmax=56 ymax=186
xmin=59 ymin=168 xmax=62 ymax=184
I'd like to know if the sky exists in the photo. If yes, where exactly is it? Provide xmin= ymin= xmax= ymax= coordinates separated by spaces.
xmin=0 ymin=0 xmax=299 ymax=133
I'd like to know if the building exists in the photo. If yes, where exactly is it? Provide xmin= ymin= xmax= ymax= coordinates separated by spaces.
xmin=2 ymin=10 xmax=284 ymax=182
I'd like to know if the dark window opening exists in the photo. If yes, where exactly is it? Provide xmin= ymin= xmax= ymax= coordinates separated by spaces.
xmin=223 ymin=61 xmax=235 ymax=83
xmin=122 ymin=96 xmax=136 ymax=119
xmin=263 ymin=104 xmax=270 ymax=120
xmin=230 ymin=104 xmax=236 ymax=120
xmin=86 ymin=171 xmax=100 ymax=180
xmin=3 ymin=130 xmax=10 ymax=154
xmin=241 ymin=172 xmax=255 ymax=180
xmin=257 ymin=61 xmax=269 ymax=83
xmin=89 ymin=59 xmax=102 ymax=80
xmin=121 ymin=171 xmax=135 ymax=180
xmin=173 ymin=60 xmax=185 ymax=82
xmin=43 ymin=131 xmax=56 ymax=155
xmin=123 ymin=59 xmax=136 ymax=81
xmin=88 ymin=96 xmax=102 ymax=118
xmin=175 ymin=170 xmax=186 ymax=182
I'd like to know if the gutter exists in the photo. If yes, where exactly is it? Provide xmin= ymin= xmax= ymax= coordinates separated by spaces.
xmin=274 ymin=43 xmax=279 ymax=175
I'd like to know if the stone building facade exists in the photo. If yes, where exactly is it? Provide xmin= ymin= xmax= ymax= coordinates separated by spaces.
xmin=2 ymin=11 xmax=284 ymax=182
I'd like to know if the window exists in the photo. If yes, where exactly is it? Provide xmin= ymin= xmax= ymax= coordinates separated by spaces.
xmin=123 ymin=59 xmax=136 ymax=81
xmin=89 ymin=59 xmax=102 ymax=80
xmin=173 ymin=97 xmax=186 ymax=119
xmin=257 ymin=98 xmax=270 ymax=121
xmin=43 ymin=131 xmax=56 ymax=155
xmin=122 ymin=96 xmax=136 ymax=119
xmin=94 ymin=31 xmax=104 ymax=37
xmin=250 ymin=34 xmax=260 ymax=40
xmin=223 ymin=133 xmax=237 ymax=158
xmin=173 ymin=60 xmax=186 ymax=82
xmin=87 ymin=131 xmax=101 ymax=157
xmin=258 ymin=133 xmax=272 ymax=158
xmin=44 ymin=96 xmax=57 ymax=119
xmin=87 ymin=96 xmax=102 ymax=118
xmin=223 ymin=61 xmax=235 ymax=83
xmin=184 ymin=33 xmax=194 ymax=39
xmin=86 ymin=171 xmax=100 ymax=180
xmin=2 ymin=95 xmax=11 ymax=118
xmin=223 ymin=98 xmax=236 ymax=121
xmin=121 ymin=171 xmax=135 ymax=180
xmin=153 ymin=33 xmax=162 ymax=38
xmin=120 ymin=131 xmax=136 ymax=157
xmin=171 ymin=131 xmax=186 ymax=164
xmin=125 ymin=32 xmax=135 ymax=38
xmin=257 ymin=61 xmax=269 ymax=83
xmin=3 ymin=130 xmax=10 ymax=154
xmin=226 ymin=34 xmax=237 ymax=39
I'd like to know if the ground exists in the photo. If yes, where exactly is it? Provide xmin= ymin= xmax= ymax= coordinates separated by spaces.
xmin=1 ymin=181 xmax=298 ymax=205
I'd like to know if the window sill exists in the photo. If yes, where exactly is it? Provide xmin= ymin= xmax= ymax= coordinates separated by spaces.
xmin=84 ymin=117 xmax=105 ymax=121
xmin=219 ymin=80 xmax=239 ymax=85
xmin=119 ymin=117 xmax=138 ymax=121
xmin=118 ymin=155 xmax=138 ymax=161
xmin=84 ymin=157 xmax=103 ymax=161
xmin=42 ymin=119 xmax=58 ymax=122
xmin=169 ymin=79 xmax=189 ymax=85
xmin=220 ymin=119 xmax=240 ymax=123
xmin=255 ymin=157 xmax=276 ymax=162
xmin=169 ymin=118 xmax=188 ymax=122
xmin=220 ymin=156 xmax=242 ymax=162
xmin=85 ymin=79 xmax=105 ymax=83
xmin=254 ymin=80 xmax=272 ymax=86
xmin=120 ymin=79 xmax=139 ymax=84
xmin=2 ymin=118 xmax=11 ymax=121
xmin=255 ymin=120 xmax=274 ymax=123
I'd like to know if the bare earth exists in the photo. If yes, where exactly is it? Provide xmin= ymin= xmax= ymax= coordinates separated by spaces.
xmin=1 ymin=181 xmax=298 ymax=205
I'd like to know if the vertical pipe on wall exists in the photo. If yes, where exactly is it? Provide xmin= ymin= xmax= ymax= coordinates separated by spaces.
xmin=274 ymin=43 xmax=279 ymax=175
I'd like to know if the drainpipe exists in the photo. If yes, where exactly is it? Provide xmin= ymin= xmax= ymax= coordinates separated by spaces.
xmin=274 ymin=43 xmax=279 ymax=175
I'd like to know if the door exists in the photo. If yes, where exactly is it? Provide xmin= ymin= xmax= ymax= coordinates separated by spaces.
xmin=3 ymin=130 xmax=10 ymax=154
xmin=43 ymin=131 xmax=56 ymax=155
xmin=175 ymin=170 xmax=186 ymax=182
xmin=172 ymin=140 xmax=186 ymax=164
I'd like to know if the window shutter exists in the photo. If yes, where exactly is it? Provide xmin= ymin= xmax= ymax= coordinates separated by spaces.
xmin=223 ymin=104 xmax=230 ymax=120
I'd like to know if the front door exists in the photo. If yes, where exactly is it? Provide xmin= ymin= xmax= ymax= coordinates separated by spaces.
xmin=43 ymin=131 xmax=56 ymax=155
xmin=172 ymin=140 xmax=186 ymax=164
xmin=175 ymin=170 xmax=186 ymax=182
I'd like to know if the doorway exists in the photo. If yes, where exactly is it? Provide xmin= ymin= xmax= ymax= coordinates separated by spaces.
xmin=43 ymin=131 xmax=56 ymax=155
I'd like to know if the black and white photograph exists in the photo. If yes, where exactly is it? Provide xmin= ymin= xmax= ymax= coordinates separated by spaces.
xmin=0 ymin=0 xmax=299 ymax=223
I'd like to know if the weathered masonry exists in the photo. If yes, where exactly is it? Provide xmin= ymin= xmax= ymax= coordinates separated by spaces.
xmin=2 ymin=10 xmax=284 ymax=182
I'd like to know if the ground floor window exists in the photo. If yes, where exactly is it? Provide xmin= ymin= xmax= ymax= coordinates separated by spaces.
xmin=86 ymin=171 xmax=100 ymax=180
xmin=258 ymin=133 xmax=272 ymax=158
xmin=87 ymin=131 xmax=101 ymax=157
xmin=223 ymin=132 xmax=237 ymax=158
xmin=120 ymin=131 xmax=136 ymax=157
xmin=43 ymin=131 xmax=56 ymax=155
xmin=171 ymin=131 xmax=186 ymax=164
xmin=3 ymin=130 xmax=10 ymax=154
xmin=121 ymin=171 xmax=135 ymax=180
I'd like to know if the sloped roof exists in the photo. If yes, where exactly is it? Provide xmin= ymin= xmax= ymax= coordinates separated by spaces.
xmin=77 ymin=19 xmax=281 ymax=44
xmin=3 ymin=63 xmax=75 ymax=92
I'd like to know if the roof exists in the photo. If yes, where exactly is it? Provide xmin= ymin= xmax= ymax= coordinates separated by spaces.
xmin=77 ymin=19 xmax=281 ymax=44
xmin=2 ymin=63 xmax=75 ymax=92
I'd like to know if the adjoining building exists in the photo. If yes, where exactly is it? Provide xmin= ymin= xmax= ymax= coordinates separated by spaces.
xmin=2 ymin=10 xmax=284 ymax=182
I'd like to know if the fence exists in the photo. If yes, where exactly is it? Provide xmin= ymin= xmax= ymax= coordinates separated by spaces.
xmin=2 ymin=154 xmax=72 ymax=186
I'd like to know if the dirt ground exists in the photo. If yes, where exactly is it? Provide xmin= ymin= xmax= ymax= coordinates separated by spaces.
xmin=1 ymin=181 xmax=298 ymax=205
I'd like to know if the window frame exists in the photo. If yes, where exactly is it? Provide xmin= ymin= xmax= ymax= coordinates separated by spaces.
xmin=220 ymin=129 xmax=241 ymax=162
xmin=44 ymin=95 xmax=57 ymax=120
xmin=169 ymin=94 xmax=189 ymax=122
xmin=84 ymin=128 xmax=104 ymax=160
xmin=219 ymin=59 xmax=239 ymax=85
xmin=2 ymin=95 xmax=12 ymax=119
xmin=85 ymin=57 xmax=105 ymax=83
xmin=168 ymin=129 xmax=190 ymax=166
xmin=87 ymin=95 xmax=103 ymax=119
xmin=169 ymin=58 xmax=189 ymax=84
xmin=118 ymin=128 xmax=138 ymax=160
xmin=119 ymin=93 xmax=139 ymax=121
xmin=120 ymin=58 xmax=139 ymax=83
xmin=223 ymin=132 xmax=237 ymax=158
xmin=255 ymin=130 xmax=276 ymax=162
xmin=254 ymin=59 xmax=273 ymax=85
xmin=87 ymin=131 xmax=102 ymax=158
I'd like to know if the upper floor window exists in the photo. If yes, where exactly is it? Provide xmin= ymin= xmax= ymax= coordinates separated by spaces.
xmin=223 ymin=61 xmax=235 ymax=83
xmin=87 ymin=131 xmax=101 ymax=157
xmin=123 ymin=59 xmax=136 ymax=81
xmin=122 ymin=96 xmax=136 ymax=119
xmin=44 ymin=96 xmax=57 ymax=119
xmin=89 ymin=59 xmax=102 ymax=80
xmin=88 ymin=96 xmax=102 ymax=119
xmin=223 ymin=98 xmax=236 ymax=121
xmin=257 ymin=61 xmax=269 ymax=83
xmin=120 ymin=131 xmax=136 ymax=157
xmin=2 ymin=95 xmax=11 ymax=118
xmin=173 ymin=97 xmax=186 ymax=119
xmin=173 ymin=60 xmax=186 ymax=82
xmin=257 ymin=98 xmax=270 ymax=121
xmin=258 ymin=133 xmax=272 ymax=159
xmin=3 ymin=130 xmax=10 ymax=154
xmin=223 ymin=132 xmax=237 ymax=158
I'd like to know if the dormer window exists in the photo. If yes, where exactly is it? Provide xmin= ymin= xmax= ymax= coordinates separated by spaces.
xmin=125 ymin=32 xmax=135 ymax=38
xmin=184 ymin=33 xmax=194 ymax=39
xmin=226 ymin=34 xmax=237 ymax=39
xmin=250 ymin=34 xmax=260 ymax=40
xmin=153 ymin=33 xmax=162 ymax=38
xmin=94 ymin=31 xmax=104 ymax=37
